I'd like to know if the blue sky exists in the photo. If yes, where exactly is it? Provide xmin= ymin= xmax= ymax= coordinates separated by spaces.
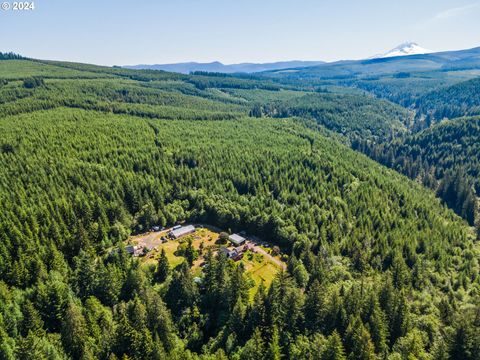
xmin=1 ymin=0 xmax=479 ymax=65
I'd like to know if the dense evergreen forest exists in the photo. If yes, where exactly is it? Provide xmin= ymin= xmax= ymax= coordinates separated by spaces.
xmin=0 ymin=58 xmax=479 ymax=360
xmin=335 ymin=70 xmax=480 ymax=113
xmin=255 ymin=60 xmax=480 ymax=229
xmin=413 ymin=77 xmax=480 ymax=125
xmin=251 ymin=67 xmax=480 ymax=233
xmin=354 ymin=117 xmax=480 ymax=230
xmin=250 ymin=92 xmax=412 ymax=142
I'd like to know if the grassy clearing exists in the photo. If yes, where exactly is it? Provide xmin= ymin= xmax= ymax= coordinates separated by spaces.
xmin=133 ymin=227 xmax=219 ymax=268
xmin=241 ymin=251 xmax=280 ymax=299
xmin=130 ymin=226 xmax=283 ymax=295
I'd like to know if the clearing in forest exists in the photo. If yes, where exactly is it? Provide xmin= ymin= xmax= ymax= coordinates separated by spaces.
xmin=128 ymin=225 xmax=285 ymax=293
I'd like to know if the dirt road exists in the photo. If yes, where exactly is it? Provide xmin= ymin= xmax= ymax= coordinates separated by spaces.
xmin=250 ymin=242 xmax=286 ymax=270
xmin=132 ymin=227 xmax=173 ymax=250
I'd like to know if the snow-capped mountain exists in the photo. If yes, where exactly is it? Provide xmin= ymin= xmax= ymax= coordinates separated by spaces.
xmin=371 ymin=42 xmax=432 ymax=59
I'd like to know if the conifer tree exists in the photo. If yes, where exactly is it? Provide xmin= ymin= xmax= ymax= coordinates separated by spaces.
xmin=347 ymin=320 xmax=376 ymax=360
xmin=240 ymin=328 xmax=265 ymax=360
xmin=155 ymin=249 xmax=170 ymax=283
xmin=165 ymin=261 xmax=198 ymax=316
xmin=267 ymin=326 xmax=282 ymax=360
xmin=322 ymin=331 xmax=346 ymax=360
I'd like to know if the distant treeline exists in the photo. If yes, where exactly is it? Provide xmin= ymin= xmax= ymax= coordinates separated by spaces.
xmin=0 ymin=52 xmax=25 ymax=60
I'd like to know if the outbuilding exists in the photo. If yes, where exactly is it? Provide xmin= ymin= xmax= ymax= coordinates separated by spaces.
xmin=126 ymin=245 xmax=144 ymax=256
xmin=228 ymin=233 xmax=246 ymax=246
xmin=169 ymin=225 xmax=195 ymax=239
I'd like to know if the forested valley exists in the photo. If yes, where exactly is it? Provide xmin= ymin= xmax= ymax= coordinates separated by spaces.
xmin=248 ymin=70 xmax=480 ymax=233
xmin=354 ymin=117 xmax=480 ymax=231
xmin=0 ymin=55 xmax=479 ymax=360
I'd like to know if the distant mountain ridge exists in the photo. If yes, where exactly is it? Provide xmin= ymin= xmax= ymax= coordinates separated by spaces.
xmin=262 ymin=45 xmax=480 ymax=79
xmin=123 ymin=43 xmax=480 ymax=76
xmin=124 ymin=60 xmax=325 ymax=74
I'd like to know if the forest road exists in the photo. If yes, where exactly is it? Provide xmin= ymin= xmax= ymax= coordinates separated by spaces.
xmin=251 ymin=243 xmax=286 ymax=270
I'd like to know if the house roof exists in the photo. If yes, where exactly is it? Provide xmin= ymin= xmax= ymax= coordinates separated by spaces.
xmin=126 ymin=245 xmax=143 ymax=256
xmin=229 ymin=233 xmax=246 ymax=245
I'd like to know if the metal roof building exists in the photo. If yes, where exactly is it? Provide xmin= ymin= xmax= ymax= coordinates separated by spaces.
xmin=229 ymin=233 xmax=246 ymax=246
xmin=125 ymin=245 xmax=144 ymax=257
xmin=169 ymin=225 xmax=195 ymax=239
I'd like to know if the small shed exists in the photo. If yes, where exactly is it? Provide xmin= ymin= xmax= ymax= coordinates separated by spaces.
xmin=169 ymin=225 xmax=195 ymax=239
xmin=229 ymin=233 xmax=246 ymax=246
xmin=126 ymin=245 xmax=144 ymax=257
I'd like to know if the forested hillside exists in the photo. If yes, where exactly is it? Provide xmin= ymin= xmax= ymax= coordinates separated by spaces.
xmin=251 ymin=92 xmax=412 ymax=141
xmin=257 ymin=58 xmax=480 ymax=233
xmin=343 ymin=70 xmax=480 ymax=109
xmin=0 ymin=58 xmax=479 ymax=359
xmin=354 ymin=117 xmax=480 ymax=230
xmin=414 ymin=77 xmax=480 ymax=124
xmin=250 ymin=46 xmax=480 ymax=130
xmin=255 ymin=47 xmax=480 ymax=101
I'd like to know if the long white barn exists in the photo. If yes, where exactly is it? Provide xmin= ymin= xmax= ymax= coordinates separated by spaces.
xmin=169 ymin=225 xmax=195 ymax=239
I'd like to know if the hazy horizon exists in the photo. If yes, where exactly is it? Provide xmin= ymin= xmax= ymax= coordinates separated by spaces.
xmin=1 ymin=0 xmax=479 ymax=66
